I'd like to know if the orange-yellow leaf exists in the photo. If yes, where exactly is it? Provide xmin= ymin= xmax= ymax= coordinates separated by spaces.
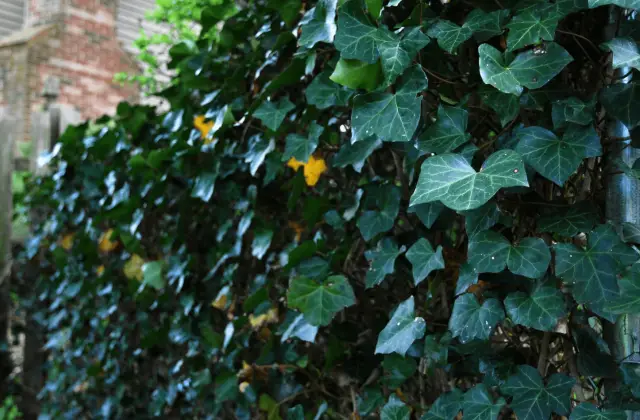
xmin=194 ymin=115 xmax=214 ymax=142
xmin=98 ymin=229 xmax=118 ymax=253
xmin=249 ymin=307 xmax=279 ymax=329
xmin=60 ymin=233 xmax=75 ymax=251
xmin=211 ymin=294 xmax=228 ymax=310
xmin=287 ymin=157 xmax=304 ymax=171
xmin=123 ymin=254 xmax=144 ymax=281
xmin=286 ymin=155 xmax=327 ymax=186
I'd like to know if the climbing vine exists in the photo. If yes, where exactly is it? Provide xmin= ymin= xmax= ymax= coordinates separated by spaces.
xmin=16 ymin=0 xmax=640 ymax=418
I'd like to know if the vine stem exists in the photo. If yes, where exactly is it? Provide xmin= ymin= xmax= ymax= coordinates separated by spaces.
xmin=538 ymin=331 xmax=552 ymax=376
xmin=556 ymin=29 xmax=601 ymax=54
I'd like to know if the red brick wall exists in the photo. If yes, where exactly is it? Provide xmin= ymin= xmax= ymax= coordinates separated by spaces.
xmin=30 ymin=0 xmax=140 ymax=119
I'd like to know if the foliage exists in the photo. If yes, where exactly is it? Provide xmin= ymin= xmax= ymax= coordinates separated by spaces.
xmin=17 ymin=0 xmax=640 ymax=418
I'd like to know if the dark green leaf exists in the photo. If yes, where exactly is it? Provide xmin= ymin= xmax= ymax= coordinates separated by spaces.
xmin=622 ymin=222 xmax=640 ymax=243
xmin=418 ymin=105 xmax=471 ymax=155
xmin=463 ymin=201 xmax=501 ymax=239
xmin=569 ymin=403 xmax=626 ymax=420
xmin=506 ymin=9 xmax=561 ymax=51
xmin=405 ymin=238 xmax=445 ymax=285
xmin=376 ymin=296 xmax=426 ymax=355
xmin=515 ymin=125 xmax=602 ymax=186
xmin=502 ymin=365 xmax=574 ymax=420
xmin=479 ymin=42 xmax=573 ymax=96
xmin=408 ymin=202 xmax=445 ymax=229
xmin=283 ymin=122 xmax=323 ymax=162
xmin=537 ymin=202 xmax=598 ymax=237
xmin=365 ymin=237 xmax=406 ymax=288
xmin=333 ymin=136 xmax=382 ymax=173
xmin=351 ymin=65 xmax=427 ymax=142
xmin=358 ymin=184 xmax=401 ymax=241
xmin=480 ymin=87 xmax=520 ymax=127
xmin=600 ymin=82 xmax=640 ymax=129
xmin=462 ymin=384 xmax=506 ymax=420
xmin=551 ymin=97 xmax=595 ymax=129
xmin=605 ymin=265 xmax=640 ymax=315
xmin=380 ymin=394 xmax=411 ymax=420
xmin=287 ymin=275 xmax=356 ymax=326
xmin=334 ymin=0 xmax=392 ymax=63
xmin=505 ymin=284 xmax=566 ymax=331
xmin=378 ymin=27 xmax=430 ymax=86
xmin=191 ymin=172 xmax=218 ymax=202
xmin=420 ymin=389 xmax=463 ymax=420
xmin=449 ymin=293 xmax=505 ymax=343
xmin=456 ymin=263 xmax=479 ymax=296
xmin=254 ymin=97 xmax=295 ymax=131
xmin=382 ymin=354 xmax=417 ymax=388
xmin=427 ymin=20 xmax=473 ymax=53
xmin=299 ymin=0 xmax=338 ymax=48
xmin=307 ymin=71 xmax=354 ymax=109
xmin=410 ymin=150 xmax=528 ymax=211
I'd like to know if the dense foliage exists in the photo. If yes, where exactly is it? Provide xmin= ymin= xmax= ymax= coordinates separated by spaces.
xmin=16 ymin=0 xmax=640 ymax=418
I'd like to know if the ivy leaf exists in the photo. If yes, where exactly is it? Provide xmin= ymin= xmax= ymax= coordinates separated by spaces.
xmin=600 ymin=82 xmax=640 ymax=129
xmin=515 ymin=125 xmax=602 ymax=186
xmin=456 ymin=263 xmax=479 ymax=296
xmin=468 ymin=230 xmax=551 ymax=278
xmin=551 ymin=97 xmax=595 ymax=129
xmin=254 ymin=97 xmax=295 ymax=131
xmin=378 ymin=27 xmax=430 ymax=86
xmin=506 ymin=9 xmax=561 ymax=51
xmin=554 ymin=224 xmax=638 ymax=314
xmin=622 ymin=222 xmax=640 ymax=243
xmin=449 ymin=293 xmax=505 ymax=343
xmin=427 ymin=20 xmax=473 ymax=53
xmin=463 ymin=201 xmax=501 ymax=239
xmin=280 ymin=312 xmax=319 ymax=343
xmin=464 ymin=9 xmax=509 ymax=42
xmin=142 ymin=261 xmax=165 ymax=290
xmin=365 ymin=238 xmax=406 ymax=288
xmin=410 ymin=150 xmax=528 ymax=211
xmin=246 ymin=136 xmax=276 ymax=176
xmin=405 ymin=238 xmax=445 ymax=286
xmin=283 ymin=123 xmax=323 ymax=162
xmin=605 ymin=265 xmax=640 ymax=315
xmin=334 ymin=0 xmax=390 ymax=63
xmin=382 ymin=354 xmax=417 ymax=388
xmin=537 ymin=201 xmax=598 ymax=236
xmin=602 ymin=37 xmax=640 ymax=70
xmin=375 ymin=296 xmax=426 ymax=356
xmin=420 ymin=389 xmax=463 ymax=420
xmin=588 ymin=0 xmax=640 ymax=8
xmin=306 ymin=71 xmax=354 ymax=109
xmin=357 ymin=184 xmax=401 ymax=241
xmin=287 ymin=275 xmax=356 ymax=326
xmin=462 ymin=384 xmax=506 ymax=420
xmin=570 ymin=403 xmax=626 ymax=420
xmin=408 ymin=202 xmax=445 ymax=229
xmin=252 ymin=229 xmax=273 ymax=259
xmin=330 ymin=58 xmax=383 ymax=91
xmin=418 ymin=105 xmax=471 ymax=155
xmin=505 ymin=284 xmax=566 ymax=331
xmin=503 ymin=365 xmax=575 ymax=420
xmin=333 ymin=136 xmax=382 ymax=173
xmin=480 ymin=87 xmax=520 ymax=127
xmin=380 ymin=394 xmax=411 ymax=420
xmin=351 ymin=65 xmax=428 ymax=142
xmin=298 ymin=0 xmax=338 ymax=48
xmin=479 ymin=42 xmax=573 ymax=96
xmin=621 ymin=363 xmax=640 ymax=398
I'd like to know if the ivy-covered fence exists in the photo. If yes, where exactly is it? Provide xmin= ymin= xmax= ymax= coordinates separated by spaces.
xmin=12 ymin=0 xmax=640 ymax=418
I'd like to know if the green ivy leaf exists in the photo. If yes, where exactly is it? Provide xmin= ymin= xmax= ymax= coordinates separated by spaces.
xmin=605 ymin=265 xmax=640 ymax=315
xmin=142 ymin=261 xmax=165 ymax=290
xmin=554 ymin=224 xmax=638 ymax=315
xmin=191 ymin=172 xmax=218 ymax=202
xmin=378 ymin=27 xmax=430 ymax=86
xmin=307 ymin=71 xmax=354 ymax=109
xmin=480 ymin=87 xmax=520 ymax=127
xmin=254 ymin=97 xmax=295 ymax=131
xmin=600 ymin=82 xmax=640 ymax=129
xmin=537 ymin=201 xmax=598 ymax=237
xmin=357 ymin=184 xmax=401 ymax=241
xmin=365 ymin=238 xmax=406 ymax=288
xmin=333 ymin=136 xmax=382 ymax=173
xmin=462 ymin=384 xmax=506 ymax=420
xmin=375 ymin=296 xmax=426 ymax=356
xmin=405 ymin=238 xmax=445 ymax=286
xmin=351 ymin=65 xmax=427 ymax=142
xmin=287 ymin=275 xmax=356 ymax=326
xmin=298 ymin=0 xmax=338 ymax=48
xmin=410 ymin=150 xmax=528 ymax=211
xmin=456 ymin=263 xmax=479 ymax=296
xmin=515 ymin=125 xmax=602 ymax=186
xmin=449 ymin=293 xmax=505 ymax=343
xmin=506 ymin=9 xmax=561 ymax=51
xmin=418 ymin=105 xmax=471 ymax=155
xmin=479 ymin=42 xmax=573 ymax=95
xmin=622 ymin=222 xmax=640 ymax=243
xmin=463 ymin=201 xmax=501 ymax=239
xmin=408 ymin=202 xmax=445 ymax=229
xmin=280 ymin=312 xmax=319 ymax=343
xmin=420 ymin=389 xmax=463 ymax=420
xmin=251 ymin=229 xmax=273 ymax=259
xmin=427 ymin=20 xmax=473 ymax=53
xmin=588 ymin=0 xmax=640 ymax=10
xmin=287 ymin=405 xmax=305 ymax=420
xmin=334 ymin=0 xmax=391 ymax=63
xmin=330 ymin=58 xmax=383 ymax=91
xmin=503 ymin=365 xmax=575 ymax=420
xmin=505 ymin=284 xmax=566 ymax=331
xmin=551 ymin=97 xmax=595 ymax=129
xmin=569 ymin=403 xmax=626 ymax=420
xmin=283 ymin=122 xmax=323 ymax=162
xmin=464 ymin=9 xmax=509 ymax=42
xmin=382 ymin=354 xmax=417 ymax=388
xmin=380 ymin=394 xmax=411 ymax=420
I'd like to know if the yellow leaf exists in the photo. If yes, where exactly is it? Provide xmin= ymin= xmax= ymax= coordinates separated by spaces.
xmin=98 ymin=229 xmax=118 ymax=253
xmin=96 ymin=265 xmax=105 ymax=276
xmin=60 ymin=233 xmax=75 ymax=251
xmin=303 ymin=156 xmax=327 ymax=186
xmin=286 ymin=155 xmax=327 ymax=186
xmin=248 ymin=307 xmax=279 ymax=329
xmin=123 ymin=254 xmax=145 ymax=281
xmin=211 ymin=294 xmax=228 ymax=310
xmin=194 ymin=115 xmax=215 ymax=143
